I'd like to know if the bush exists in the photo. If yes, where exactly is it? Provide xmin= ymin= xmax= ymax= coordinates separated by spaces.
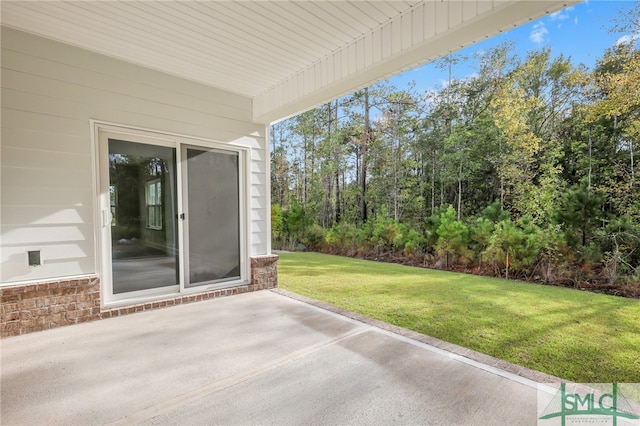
xmin=325 ymin=222 xmax=359 ymax=255
xmin=304 ymin=224 xmax=326 ymax=251
xmin=403 ymin=228 xmax=426 ymax=258
xmin=434 ymin=205 xmax=470 ymax=267
xmin=283 ymin=201 xmax=312 ymax=249
xmin=484 ymin=218 xmax=543 ymax=279
xmin=597 ymin=216 xmax=640 ymax=284
xmin=469 ymin=217 xmax=495 ymax=267
xmin=271 ymin=204 xmax=284 ymax=249
xmin=425 ymin=205 xmax=452 ymax=250
xmin=370 ymin=206 xmax=403 ymax=254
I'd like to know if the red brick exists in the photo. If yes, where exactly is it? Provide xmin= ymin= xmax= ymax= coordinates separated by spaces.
xmin=48 ymin=296 xmax=66 ymax=306
xmin=59 ymin=287 xmax=77 ymax=296
xmin=1 ymin=326 xmax=21 ymax=337
xmin=49 ymin=305 xmax=67 ymax=314
xmin=23 ymin=284 xmax=39 ymax=293
xmin=23 ymin=290 xmax=52 ymax=300
xmin=2 ymin=303 xmax=19 ymax=313
xmin=2 ymin=287 xmax=26 ymax=296
xmin=74 ymin=294 xmax=89 ymax=303
xmin=2 ymin=320 xmax=19 ymax=332
xmin=1 ymin=312 xmax=20 ymax=322
xmin=17 ymin=300 xmax=37 ymax=310
xmin=50 ymin=313 xmax=64 ymax=323
xmin=77 ymin=315 xmax=99 ymax=324
xmin=66 ymin=310 xmax=81 ymax=320
xmin=1 ymin=294 xmax=21 ymax=303
xmin=20 ymin=318 xmax=36 ymax=329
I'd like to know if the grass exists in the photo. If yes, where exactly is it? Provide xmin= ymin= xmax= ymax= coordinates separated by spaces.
xmin=278 ymin=252 xmax=640 ymax=383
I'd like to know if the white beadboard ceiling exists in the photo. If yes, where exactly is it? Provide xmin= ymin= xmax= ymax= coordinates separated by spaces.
xmin=1 ymin=1 xmax=576 ymax=123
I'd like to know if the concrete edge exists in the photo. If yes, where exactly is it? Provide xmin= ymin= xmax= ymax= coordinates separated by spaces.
xmin=271 ymin=288 xmax=565 ymax=387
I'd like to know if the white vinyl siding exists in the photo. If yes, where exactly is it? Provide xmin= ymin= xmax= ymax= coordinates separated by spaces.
xmin=0 ymin=27 xmax=269 ymax=284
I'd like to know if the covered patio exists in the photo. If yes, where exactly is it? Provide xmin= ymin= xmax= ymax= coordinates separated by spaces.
xmin=1 ymin=1 xmax=575 ymax=334
xmin=1 ymin=2 xmax=575 ymax=335
xmin=1 ymin=290 xmax=554 ymax=425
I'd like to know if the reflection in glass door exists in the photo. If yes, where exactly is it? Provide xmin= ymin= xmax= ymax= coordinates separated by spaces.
xmin=108 ymin=139 xmax=179 ymax=294
xmin=182 ymin=147 xmax=240 ymax=287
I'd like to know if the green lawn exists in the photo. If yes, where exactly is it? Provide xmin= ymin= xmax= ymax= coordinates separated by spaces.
xmin=278 ymin=252 xmax=640 ymax=383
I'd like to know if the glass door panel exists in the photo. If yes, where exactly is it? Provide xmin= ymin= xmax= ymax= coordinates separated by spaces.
xmin=183 ymin=147 xmax=240 ymax=287
xmin=108 ymin=139 xmax=179 ymax=294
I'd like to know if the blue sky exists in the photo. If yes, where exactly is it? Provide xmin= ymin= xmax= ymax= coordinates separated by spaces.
xmin=390 ymin=0 xmax=639 ymax=93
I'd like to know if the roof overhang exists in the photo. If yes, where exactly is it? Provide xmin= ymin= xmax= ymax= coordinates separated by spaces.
xmin=1 ymin=1 xmax=578 ymax=124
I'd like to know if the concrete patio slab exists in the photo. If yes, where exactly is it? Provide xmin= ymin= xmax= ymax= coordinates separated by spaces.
xmin=2 ymin=290 xmax=544 ymax=425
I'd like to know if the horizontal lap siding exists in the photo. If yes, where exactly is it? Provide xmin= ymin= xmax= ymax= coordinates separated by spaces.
xmin=1 ymin=27 xmax=269 ymax=283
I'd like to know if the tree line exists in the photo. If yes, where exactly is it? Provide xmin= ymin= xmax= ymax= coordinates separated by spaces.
xmin=270 ymin=7 xmax=640 ymax=296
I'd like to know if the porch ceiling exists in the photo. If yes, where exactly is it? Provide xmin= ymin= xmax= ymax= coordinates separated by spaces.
xmin=1 ymin=1 xmax=576 ymax=124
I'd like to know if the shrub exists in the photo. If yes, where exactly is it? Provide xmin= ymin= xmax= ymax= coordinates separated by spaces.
xmin=483 ymin=217 xmax=544 ymax=279
xmin=469 ymin=217 xmax=495 ymax=267
xmin=434 ymin=205 xmax=470 ymax=267
xmin=304 ymin=224 xmax=326 ymax=251
xmin=370 ymin=206 xmax=403 ymax=253
xmin=325 ymin=222 xmax=359 ymax=255
xmin=597 ymin=216 xmax=640 ymax=284
xmin=403 ymin=228 xmax=426 ymax=258
xmin=271 ymin=204 xmax=284 ymax=249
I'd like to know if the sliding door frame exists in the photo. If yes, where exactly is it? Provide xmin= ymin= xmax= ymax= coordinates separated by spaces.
xmin=92 ymin=121 xmax=250 ymax=308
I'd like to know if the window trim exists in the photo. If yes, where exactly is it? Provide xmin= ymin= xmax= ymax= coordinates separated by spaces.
xmin=145 ymin=178 xmax=163 ymax=230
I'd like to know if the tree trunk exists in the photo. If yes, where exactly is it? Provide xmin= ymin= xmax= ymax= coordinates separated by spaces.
xmin=361 ymin=88 xmax=370 ymax=223
xmin=457 ymin=160 xmax=462 ymax=220
xmin=588 ymin=125 xmax=593 ymax=191
xmin=431 ymin=145 xmax=436 ymax=215
xmin=630 ymin=138 xmax=635 ymax=190
xmin=333 ymin=100 xmax=341 ymax=223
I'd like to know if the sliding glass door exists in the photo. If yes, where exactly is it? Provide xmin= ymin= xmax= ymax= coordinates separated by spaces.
xmin=98 ymin=127 xmax=244 ymax=303
xmin=108 ymin=139 xmax=179 ymax=294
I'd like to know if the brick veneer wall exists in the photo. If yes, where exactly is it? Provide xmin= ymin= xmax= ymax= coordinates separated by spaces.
xmin=0 ymin=277 xmax=101 ymax=337
xmin=250 ymin=254 xmax=279 ymax=289
xmin=1 ymin=254 xmax=278 ymax=337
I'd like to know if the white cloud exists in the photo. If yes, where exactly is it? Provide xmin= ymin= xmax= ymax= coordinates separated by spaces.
xmin=550 ymin=6 xmax=575 ymax=29
xmin=530 ymin=22 xmax=549 ymax=44
xmin=550 ymin=10 xmax=570 ymax=21
xmin=615 ymin=32 xmax=640 ymax=46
